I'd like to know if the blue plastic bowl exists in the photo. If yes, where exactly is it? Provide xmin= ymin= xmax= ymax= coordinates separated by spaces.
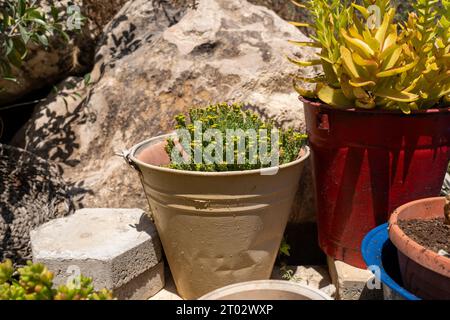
xmin=361 ymin=223 xmax=420 ymax=300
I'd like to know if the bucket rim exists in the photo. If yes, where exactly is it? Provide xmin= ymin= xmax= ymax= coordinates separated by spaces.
xmin=128 ymin=133 xmax=310 ymax=176
xmin=197 ymin=279 xmax=333 ymax=300
xmin=388 ymin=196 xmax=450 ymax=278
xmin=299 ymin=96 xmax=450 ymax=115
xmin=361 ymin=223 xmax=420 ymax=300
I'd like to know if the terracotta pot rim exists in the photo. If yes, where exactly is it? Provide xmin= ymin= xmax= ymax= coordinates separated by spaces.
xmin=299 ymin=96 xmax=450 ymax=115
xmin=129 ymin=133 xmax=310 ymax=176
xmin=388 ymin=197 xmax=450 ymax=278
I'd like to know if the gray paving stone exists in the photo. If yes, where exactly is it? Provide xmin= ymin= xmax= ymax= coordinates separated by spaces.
xmin=31 ymin=208 xmax=163 ymax=299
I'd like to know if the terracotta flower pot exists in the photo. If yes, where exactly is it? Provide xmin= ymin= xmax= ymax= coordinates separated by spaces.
xmin=388 ymin=197 xmax=450 ymax=300
xmin=302 ymin=96 xmax=450 ymax=268
xmin=126 ymin=134 xmax=310 ymax=299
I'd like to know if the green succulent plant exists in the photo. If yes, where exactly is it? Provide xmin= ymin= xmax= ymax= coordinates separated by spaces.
xmin=0 ymin=260 xmax=113 ymax=300
xmin=289 ymin=0 xmax=450 ymax=112
xmin=164 ymin=103 xmax=307 ymax=172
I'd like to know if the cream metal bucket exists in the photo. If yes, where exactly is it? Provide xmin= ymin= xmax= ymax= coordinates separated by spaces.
xmin=126 ymin=134 xmax=310 ymax=299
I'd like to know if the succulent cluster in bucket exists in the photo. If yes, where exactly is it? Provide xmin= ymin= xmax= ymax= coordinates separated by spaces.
xmin=164 ymin=103 xmax=307 ymax=171
xmin=289 ymin=0 xmax=450 ymax=112
xmin=0 ymin=259 xmax=113 ymax=300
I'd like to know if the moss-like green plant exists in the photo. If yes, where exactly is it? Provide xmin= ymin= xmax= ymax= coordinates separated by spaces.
xmin=289 ymin=0 xmax=450 ymax=112
xmin=0 ymin=260 xmax=113 ymax=300
xmin=164 ymin=103 xmax=307 ymax=171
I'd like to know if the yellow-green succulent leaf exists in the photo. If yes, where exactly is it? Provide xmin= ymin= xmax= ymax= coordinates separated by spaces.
xmin=340 ymin=46 xmax=362 ymax=78
xmin=403 ymin=75 xmax=422 ymax=93
xmin=409 ymin=102 xmax=419 ymax=111
xmin=352 ymin=87 xmax=370 ymax=100
xmin=355 ymin=99 xmax=376 ymax=109
xmin=319 ymin=55 xmax=334 ymax=64
xmin=378 ymin=44 xmax=405 ymax=61
xmin=375 ymin=88 xmax=419 ymax=102
xmin=381 ymin=31 xmax=398 ymax=52
xmin=340 ymin=74 xmax=356 ymax=99
xmin=341 ymin=29 xmax=375 ymax=58
xmin=363 ymin=30 xmax=381 ymax=52
xmin=349 ymin=25 xmax=364 ymax=41
xmin=322 ymin=59 xmax=340 ymax=85
xmin=375 ymin=8 xmax=395 ymax=45
xmin=436 ymin=38 xmax=446 ymax=49
xmin=400 ymin=103 xmax=412 ymax=114
xmin=288 ymin=40 xmax=322 ymax=48
xmin=351 ymin=52 xmax=379 ymax=68
xmin=438 ymin=84 xmax=450 ymax=97
xmin=351 ymin=3 xmax=370 ymax=19
xmin=376 ymin=59 xmax=419 ymax=78
xmin=289 ymin=21 xmax=313 ymax=28
xmin=287 ymin=56 xmax=322 ymax=67
xmin=294 ymin=75 xmax=326 ymax=83
xmin=353 ymin=12 xmax=366 ymax=33
xmin=293 ymin=80 xmax=317 ymax=98
xmin=381 ymin=46 xmax=402 ymax=70
xmin=317 ymin=85 xmax=354 ymax=108
xmin=291 ymin=0 xmax=306 ymax=9
xmin=349 ymin=79 xmax=376 ymax=87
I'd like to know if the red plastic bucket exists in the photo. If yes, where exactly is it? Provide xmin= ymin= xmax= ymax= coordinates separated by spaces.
xmin=302 ymin=97 xmax=450 ymax=268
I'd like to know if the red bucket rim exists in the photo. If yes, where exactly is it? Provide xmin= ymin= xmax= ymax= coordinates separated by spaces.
xmin=298 ymin=96 xmax=450 ymax=115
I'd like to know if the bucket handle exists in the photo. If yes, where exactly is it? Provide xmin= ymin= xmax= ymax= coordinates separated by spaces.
xmin=116 ymin=149 xmax=140 ymax=172
xmin=116 ymin=149 xmax=154 ymax=221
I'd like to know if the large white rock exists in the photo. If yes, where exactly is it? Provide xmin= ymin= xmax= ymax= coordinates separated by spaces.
xmin=31 ymin=208 xmax=164 ymax=300
xmin=16 ymin=0 xmax=318 ymax=222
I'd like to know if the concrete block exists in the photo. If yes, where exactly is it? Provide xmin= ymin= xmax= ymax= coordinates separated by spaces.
xmin=116 ymin=261 xmax=165 ymax=300
xmin=272 ymin=265 xmax=336 ymax=298
xmin=31 ymin=208 xmax=163 ymax=300
xmin=150 ymin=267 xmax=183 ymax=300
xmin=327 ymin=256 xmax=383 ymax=300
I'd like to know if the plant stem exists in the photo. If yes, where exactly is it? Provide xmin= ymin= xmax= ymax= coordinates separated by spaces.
xmin=0 ymin=98 xmax=46 ymax=111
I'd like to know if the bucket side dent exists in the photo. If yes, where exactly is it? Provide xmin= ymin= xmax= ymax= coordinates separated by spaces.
xmin=128 ymin=135 xmax=309 ymax=299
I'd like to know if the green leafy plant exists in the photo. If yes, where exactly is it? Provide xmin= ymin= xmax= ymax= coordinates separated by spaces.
xmin=289 ymin=0 xmax=450 ymax=112
xmin=164 ymin=103 xmax=307 ymax=171
xmin=279 ymin=265 xmax=301 ymax=281
xmin=0 ymin=0 xmax=84 ymax=81
xmin=279 ymin=236 xmax=291 ymax=257
xmin=0 ymin=259 xmax=113 ymax=300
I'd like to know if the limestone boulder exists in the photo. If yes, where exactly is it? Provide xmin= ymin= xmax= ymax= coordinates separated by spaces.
xmin=16 ymin=0 xmax=318 ymax=222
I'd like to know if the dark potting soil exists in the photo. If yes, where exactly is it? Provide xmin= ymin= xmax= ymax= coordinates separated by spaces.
xmin=398 ymin=218 xmax=450 ymax=255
